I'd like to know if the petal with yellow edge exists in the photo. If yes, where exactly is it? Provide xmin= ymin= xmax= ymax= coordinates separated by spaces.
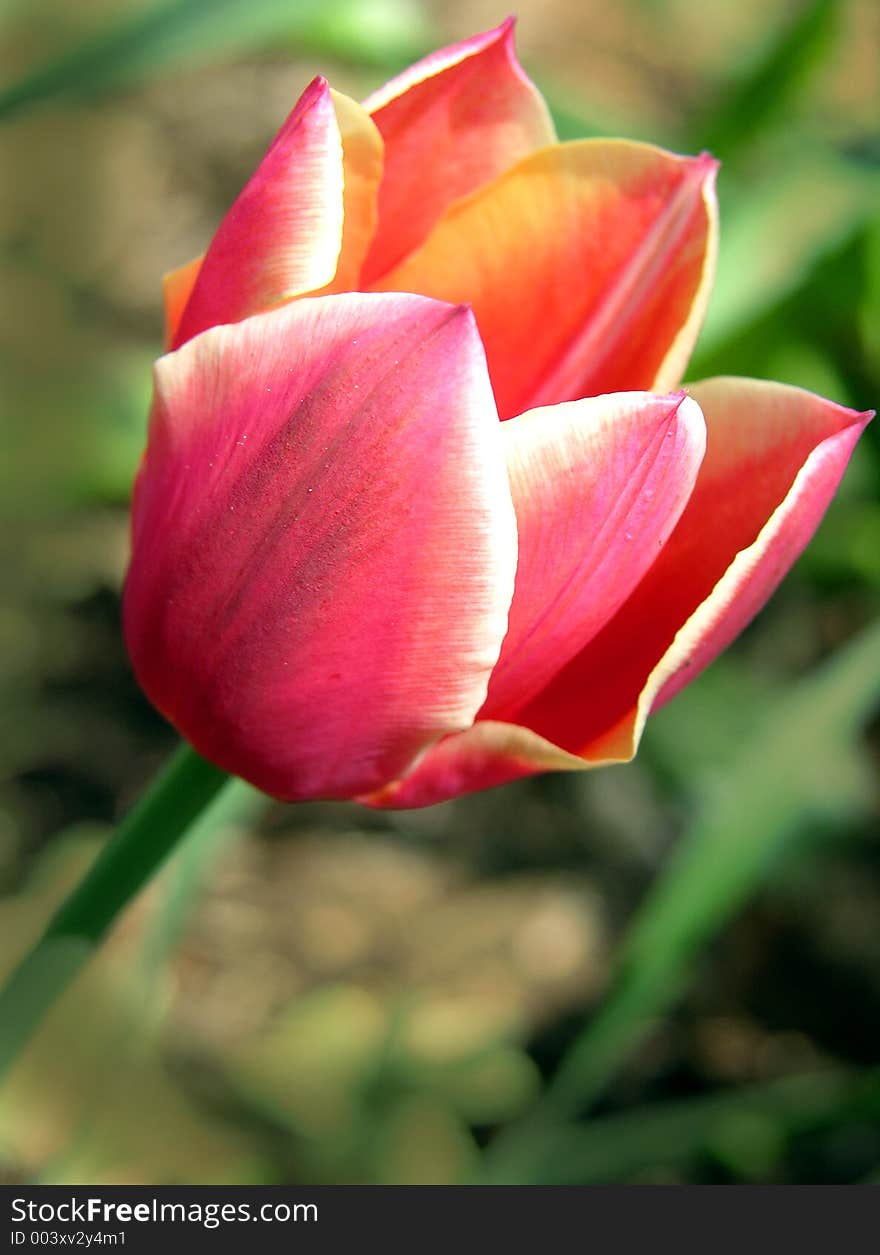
xmin=304 ymin=90 xmax=384 ymax=296
xmin=367 ymin=380 xmax=870 ymax=808
xmin=361 ymin=17 xmax=555 ymax=285
xmin=362 ymin=721 xmax=587 ymax=809
xmin=518 ymin=379 xmax=873 ymax=762
xmin=168 ymin=78 xmax=346 ymax=349
xmin=482 ymin=391 xmax=706 ymax=720
xmin=372 ymin=141 xmax=717 ymax=419
xmin=164 ymin=85 xmax=383 ymax=348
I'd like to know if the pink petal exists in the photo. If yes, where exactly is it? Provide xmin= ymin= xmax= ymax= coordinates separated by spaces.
xmin=371 ymin=141 xmax=717 ymax=419
xmin=481 ymin=391 xmax=706 ymax=719
xmin=170 ymin=77 xmax=345 ymax=350
xmin=367 ymin=381 xmax=871 ymax=808
xmin=363 ymin=721 xmax=585 ymax=809
xmin=515 ymin=378 xmax=872 ymax=760
xmin=360 ymin=18 xmax=555 ymax=285
xmin=124 ymin=293 xmax=517 ymax=801
xmin=164 ymin=89 xmax=383 ymax=347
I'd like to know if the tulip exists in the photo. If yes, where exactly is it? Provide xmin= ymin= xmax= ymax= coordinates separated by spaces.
xmin=123 ymin=20 xmax=872 ymax=807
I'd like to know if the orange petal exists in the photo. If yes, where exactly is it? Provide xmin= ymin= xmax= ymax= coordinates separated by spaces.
xmin=162 ymin=255 xmax=203 ymax=349
xmin=515 ymin=378 xmax=872 ymax=760
xmin=372 ymin=140 xmax=718 ymax=419
xmin=360 ymin=18 xmax=555 ymax=285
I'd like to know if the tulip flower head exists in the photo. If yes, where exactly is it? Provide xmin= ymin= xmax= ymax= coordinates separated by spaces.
xmin=123 ymin=20 xmax=872 ymax=807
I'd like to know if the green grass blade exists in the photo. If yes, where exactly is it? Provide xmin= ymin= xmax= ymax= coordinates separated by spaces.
xmin=0 ymin=0 xmax=428 ymax=122
xmin=488 ymin=618 xmax=880 ymax=1179
xmin=490 ymin=1068 xmax=880 ymax=1184
xmin=691 ymin=153 xmax=880 ymax=369
xmin=690 ymin=0 xmax=839 ymax=159
xmin=1 ymin=0 xmax=268 ymax=120
xmin=553 ymin=619 xmax=880 ymax=1108
xmin=136 ymin=777 xmax=270 ymax=990
xmin=0 ymin=743 xmax=231 ymax=1081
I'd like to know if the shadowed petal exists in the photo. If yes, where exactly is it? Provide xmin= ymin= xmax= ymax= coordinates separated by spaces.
xmin=361 ymin=18 xmax=555 ymax=284
xmin=372 ymin=140 xmax=717 ymax=418
xmin=363 ymin=721 xmax=585 ymax=809
xmin=482 ymin=391 xmax=706 ymax=719
xmin=515 ymin=378 xmax=872 ymax=760
xmin=368 ymin=381 xmax=870 ymax=807
xmin=169 ymin=77 xmax=345 ymax=349
xmin=124 ymin=293 xmax=517 ymax=801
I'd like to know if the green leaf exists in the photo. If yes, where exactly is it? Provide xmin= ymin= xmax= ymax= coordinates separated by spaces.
xmin=0 ymin=830 xmax=270 ymax=1184
xmin=488 ymin=619 xmax=880 ymax=1180
xmin=690 ymin=0 xmax=839 ymax=159
xmin=692 ymin=152 xmax=880 ymax=367
xmin=0 ymin=0 xmax=430 ymax=123
xmin=372 ymin=1096 xmax=479 ymax=1185
xmin=860 ymin=214 xmax=880 ymax=367
xmin=0 ymin=744 xmax=231 ymax=1080
xmin=544 ymin=89 xmax=673 ymax=148
xmin=232 ymin=985 xmax=390 ymax=1143
xmin=135 ymin=777 xmax=270 ymax=992
xmin=557 ymin=620 xmax=879 ymax=1104
xmin=488 ymin=1068 xmax=880 ymax=1184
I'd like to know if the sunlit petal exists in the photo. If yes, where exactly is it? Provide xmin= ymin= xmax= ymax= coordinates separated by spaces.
xmin=125 ymin=293 xmax=517 ymax=801
xmin=372 ymin=141 xmax=717 ymax=418
xmin=361 ymin=18 xmax=555 ymax=284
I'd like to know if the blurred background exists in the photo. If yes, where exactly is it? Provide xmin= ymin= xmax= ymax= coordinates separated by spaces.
xmin=1 ymin=0 xmax=879 ymax=1185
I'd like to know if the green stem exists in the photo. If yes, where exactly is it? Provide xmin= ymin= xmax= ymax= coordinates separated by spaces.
xmin=0 ymin=743 xmax=231 ymax=1081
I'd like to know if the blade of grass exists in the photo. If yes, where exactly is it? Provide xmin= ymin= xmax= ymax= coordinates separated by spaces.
xmin=135 ymin=776 xmax=270 ymax=991
xmin=1 ymin=0 xmax=289 ymax=121
xmin=492 ymin=1067 xmax=880 ymax=1184
xmin=0 ymin=0 xmax=429 ymax=122
xmin=550 ymin=620 xmax=880 ymax=1109
xmin=0 ymin=743 xmax=231 ymax=1081
xmin=688 ymin=0 xmax=839 ymax=159
xmin=488 ymin=618 xmax=880 ymax=1181
xmin=691 ymin=152 xmax=879 ymax=370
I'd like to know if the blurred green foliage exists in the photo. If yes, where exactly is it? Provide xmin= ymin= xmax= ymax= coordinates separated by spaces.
xmin=1 ymin=0 xmax=878 ymax=1186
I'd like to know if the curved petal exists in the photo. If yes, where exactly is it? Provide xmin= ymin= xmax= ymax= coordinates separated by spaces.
xmin=360 ymin=18 xmax=555 ymax=285
xmin=481 ymin=391 xmax=706 ymax=719
xmin=162 ymin=256 xmax=202 ymax=348
xmin=363 ymin=721 xmax=586 ymax=809
xmin=164 ymin=89 xmax=383 ymax=348
xmin=372 ymin=140 xmax=718 ymax=419
xmin=169 ymin=77 xmax=345 ymax=350
xmin=124 ymin=293 xmax=517 ymax=801
xmin=513 ymin=378 xmax=872 ymax=760
xmin=319 ymin=90 xmax=384 ymax=292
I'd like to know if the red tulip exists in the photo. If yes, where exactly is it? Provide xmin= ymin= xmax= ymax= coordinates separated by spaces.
xmin=123 ymin=21 xmax=872 ymax=806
